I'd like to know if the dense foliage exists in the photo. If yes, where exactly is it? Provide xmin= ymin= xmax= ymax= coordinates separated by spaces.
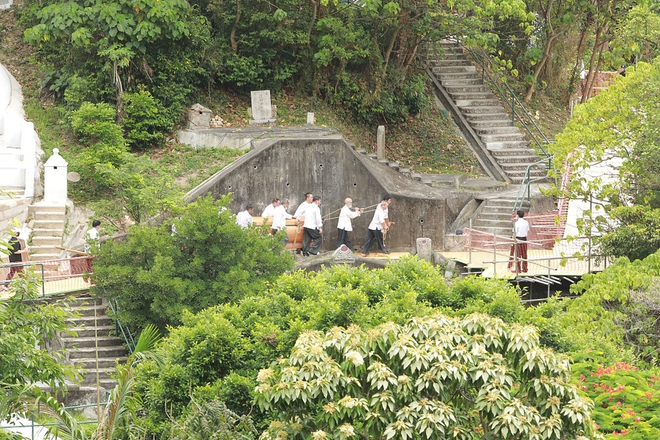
xmin=93 ymin=195 xmax=294 ymax=333
xmin=0 ymin=269 xmax=79 ymax=419
xmin=256 ymin=313 xmax=598 ymax=439
xmin=551 ymin=59 xmax=660 ymax=261
xmin=128 ymin=258 xmax=526 ymax=437
xmin=19 ymin=0 xmax=534 ymax=126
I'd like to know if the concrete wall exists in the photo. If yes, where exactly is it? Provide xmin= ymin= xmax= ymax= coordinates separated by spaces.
xmin=188 ymin=137 xmax=472 ymax=252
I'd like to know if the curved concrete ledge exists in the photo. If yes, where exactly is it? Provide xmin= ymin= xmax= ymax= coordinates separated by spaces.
xmin=187 ymin=136 xmax=473 ymax=251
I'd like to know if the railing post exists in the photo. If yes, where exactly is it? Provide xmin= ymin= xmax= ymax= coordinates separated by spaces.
xmin=40 ymin=263 xmax=45 ymax=297
xmin=511 ymin=93 xmax=515 ymax=123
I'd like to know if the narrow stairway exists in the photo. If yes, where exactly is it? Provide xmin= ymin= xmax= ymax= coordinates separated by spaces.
xmin=55 ymin=293 xmax=128 ymax=406
xmin=426 ymin=40 xmax=548 ymax=185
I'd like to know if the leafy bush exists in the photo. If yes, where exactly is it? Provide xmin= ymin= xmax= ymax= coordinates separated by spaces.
xmin=121 ymin=89 xmax=170 ymax=151
xmin=256 ymin=313 xmax=599 ymax=439
xmin=94 ymin=195 xmax=294 ymax=332
xmin=574 ymin=361 xmax=660 ymax=438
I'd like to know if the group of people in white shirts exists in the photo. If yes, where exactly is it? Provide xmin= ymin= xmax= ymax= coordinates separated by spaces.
xmin=234 ymin=193 xmax=393 ymax=256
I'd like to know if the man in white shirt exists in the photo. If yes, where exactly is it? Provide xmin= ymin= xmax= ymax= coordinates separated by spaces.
xmin=261 ymin=198 xmax=280 ymax=218
xmin=508 ymin=210 xmax=530 ymax=273
xmin=302 ymin=196 xmax=323 ymax=256
xmin=272 ymin=199 xmax=293 ymax=243
xmin=236 ymin=205 xmax=254 ymax=229
xmin=361 ymin=199 xmax=390 ymax=256
xmin=84 ymin=220 xmax=101 ymax=253
xmin=294 ymin=193 xmax=314 ymax=225
xmin=336 ymin=198 xmax=363 ymax=251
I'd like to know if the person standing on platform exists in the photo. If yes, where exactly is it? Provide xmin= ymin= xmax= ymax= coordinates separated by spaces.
xmin=272 ymin=199 xmax=293 ymax=244
xmin=302 ymin=196 xmax=323 ymax=256
xmin=336 ymin=198 xmax=363 ymax=251
xmin=84 ymin=220 xmax=102 ymax=253
xmin=508 ymin=210 xmax=530 ymax=273
xmin=236 ymin=205 xmax=254 ymax=229
xmin=361 ymin=199 xmax=390 ymax=256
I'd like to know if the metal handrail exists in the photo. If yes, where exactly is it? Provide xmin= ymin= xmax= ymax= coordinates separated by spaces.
xmin=463 ymin=45 xmax=554 ymax=158
xmin=513 ymin=156 xmax=556 ymax=212
xmin=106 ymin=294 xmax=136 ymax=354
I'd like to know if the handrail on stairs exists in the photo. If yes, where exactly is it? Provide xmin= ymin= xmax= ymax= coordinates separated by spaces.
xmin=462 ymin=45 xmax=554 ymax=161
xmin=513 ymin=156 xmax=554 ymax=212
xmin=105 ymin=291 xmax=136 ymax=354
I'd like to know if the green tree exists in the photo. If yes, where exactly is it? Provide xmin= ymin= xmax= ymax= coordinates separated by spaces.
xmin=255 ymin=313 xmax=599 ymax=439
xmin=0 ymin=269 xmax=79 ymax=399
xmin=551 ymin=59 xmax=660 ymax=261
xmin=93 ymin=195 xmax=294 ymax=333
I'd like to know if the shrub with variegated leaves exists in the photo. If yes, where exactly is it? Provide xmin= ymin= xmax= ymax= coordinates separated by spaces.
xmin=255 ymin=313 xmax=601 ymax=440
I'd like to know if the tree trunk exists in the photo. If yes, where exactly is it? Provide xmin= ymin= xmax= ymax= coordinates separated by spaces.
xmin=581 ymin=25 xmax=603 ymax=103
xmin=230 ymin=0 xmax=242 ymax=54
xmin=569 ymin=25 xmax=589 ymax=98
xmin=524 ymin=32 xmax=556 ymax=102
xmin=381 ymin=25 xmax=401 ymax=78
xmin=306 ymin=0 xmax=318 ymax=48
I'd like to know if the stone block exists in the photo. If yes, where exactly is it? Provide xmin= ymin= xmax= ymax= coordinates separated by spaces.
xmin=416 ymin=237 xmax=432 ymax=262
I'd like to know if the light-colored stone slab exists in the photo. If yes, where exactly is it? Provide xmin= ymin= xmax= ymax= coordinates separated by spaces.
xmin=416 ymin=237 xmax=432 ymax=262
xmin=377 ymin=125 xmax=385 ymax=159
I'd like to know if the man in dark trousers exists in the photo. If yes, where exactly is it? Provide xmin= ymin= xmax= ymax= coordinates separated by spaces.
xmin=508 ymin=210 xmax=530 ymax=273
xmin=5 ymin=230 xmax=27 ymax=285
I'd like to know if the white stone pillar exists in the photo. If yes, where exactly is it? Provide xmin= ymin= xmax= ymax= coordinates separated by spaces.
xmin=44 ymin=148 xmax=68 ymax=205
xmin=377 ymin=125 xmax=385 ymax=159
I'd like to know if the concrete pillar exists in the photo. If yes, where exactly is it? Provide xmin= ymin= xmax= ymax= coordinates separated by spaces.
xmin=377 ymin=125 xmax=385 ymax=159
xmin=416 ymin=237 xmax=432 ymax=262
xmin=307 ymin=112 xmax=315 ymax=125
xmin=44 ymin=148 xmax=68 ymax=205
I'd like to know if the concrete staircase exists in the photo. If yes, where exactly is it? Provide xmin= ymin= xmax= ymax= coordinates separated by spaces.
xmin=472 ymin=196 xmax=530 ymax=239
xmin=57 ymin=294 xmax=128 ymax=405
xmin=28 ymin=204 xmax=66 ymax=261
xmin=426 ymin=40 xmax=548 ymax=185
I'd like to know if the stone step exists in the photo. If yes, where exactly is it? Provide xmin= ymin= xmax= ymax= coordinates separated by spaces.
xmin=445 ymin=85 xmax=490 ymax=94
xmin=431 ymin=65 xmax=477 ymax=74
xmin=67 ymin=314 xmax=114 ymax=327
xmin=28 ymin=205 xmax=66 ymax=215
xmin=76 ymin=357 xmax=128 ymax=370
xmin=63 ymin=336 xmax=124 ymax=349
xmin=79 ymin=370 xmax=119 ymax=387
xmin=488 ymin=147 xmax=537 ymax=157
xmin=473 ymin=219 xmax=512 ymax=229
xmin=440 ymin=78 xmax=485 ymax=87
xmin=29 ymin=253 xmax=61 ymax=262
xmin=449 ymin=91 xmax=496 ymax=101
xmin=485 ymin=140 xmax=530 ymax=150
xmin=29 ymin=244 xmax=62 ymax=255
xmin=495 ymin=155 xmax=545 ymax=165
xmin=473 ymin=126 xmax=521 ymax=135
xmin=65 ymin=325 xmax=116 ymax=338
xmin=470 ymin=119 xmax=514 ymax=128
xmin=457 ymin=98 xmax=503 ymax=108
xmin=500 ymin=162 xmax=548 ymax=172
xmin=31 ymin=236 xmax=63 ymax=246
xmin=65 ymin=303 xmax=109 ymax=318
xmin=68 ymin=346 xmax=127 ymax=360
xmin=432 ymin=59 xmax=469 ymax=67
xmin=465 ymin=112 xmax=511 ymax=121
xmin=436 ymin=72 xmax=481 ymax=81
xmin=460 ymin=106 xmax=506 ymax=115
xmin=480 ymin=133 xmax=527 ymax=142
xmin=32 ymin=219 xmax=65 ymax=230
xmin=33 ymin=211 xmax=66 ymax=221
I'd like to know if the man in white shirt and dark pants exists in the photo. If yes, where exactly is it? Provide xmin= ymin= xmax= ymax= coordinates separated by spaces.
xmin=508 ymin=210 xmax=530 ymax=273
xmin=336 ymin=198 xmax=363 ymax=251
xmin=361 ymin=199 xmax=390 ymax=256
xmin=302 ymin=196 xmax=323 ymax=256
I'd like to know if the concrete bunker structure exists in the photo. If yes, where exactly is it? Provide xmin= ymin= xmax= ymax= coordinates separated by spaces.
xmin=187 ymin=135 xmax=473 ymax=252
